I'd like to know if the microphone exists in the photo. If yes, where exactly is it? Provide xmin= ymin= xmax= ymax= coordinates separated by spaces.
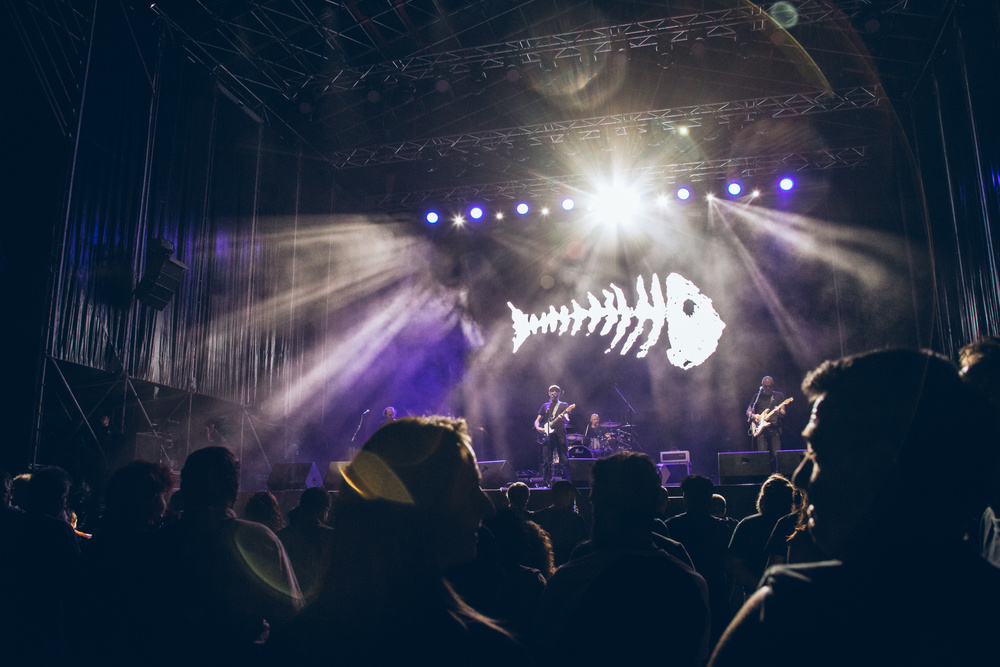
xmin=362 ymin=409 xmax=370 ymax=415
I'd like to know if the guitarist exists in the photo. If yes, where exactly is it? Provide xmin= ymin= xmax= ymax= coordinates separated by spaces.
xmin=746 ymin=376 xmax=786 ymax=460
xmin=534 ymin=385 xmax=572 ymax=487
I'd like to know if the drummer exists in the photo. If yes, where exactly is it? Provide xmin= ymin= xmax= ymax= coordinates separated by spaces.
xmin=583 ymin=414 xmax=609 ymax=453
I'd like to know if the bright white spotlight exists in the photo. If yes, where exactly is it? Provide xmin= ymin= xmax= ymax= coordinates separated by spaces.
xmin=751 ymin=190 xmax=761 ymax=198
xmin=516 ymin=203 xmax=529 ymax=215
xmin=453 ymin=215 xmax=465 ymax=225
xmin=594 ymin=183 xmax=640 ymax=224
xmin=426 ymin=211 xmax=440 ymax=224
xmin=470 ymin=206 xmax=484 ymax=220
xmin=657 ymin=194 xmax=668 ymax=207
xmin=727 ymin=182 xmax=742 ymax=196
xmin=496 ymin=212 xmax=504 ymax=220
xmin=678 ymin=126 xmax=690 ymax=136
xmin=541 ymin=207 xmax=550 ymax=216
xmin=677 ymin=187 xmax=691 ymax=201
xmin=562 ymin=198 xmax=575 ymax=211
xmin=779 ymin=177 xmax=794 ymax=191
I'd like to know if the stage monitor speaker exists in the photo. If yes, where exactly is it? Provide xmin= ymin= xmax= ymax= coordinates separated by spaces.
xmin=477 ymin=460 xmax=516 ymax=489
xmin=135 ymin=432 xmax=166 ymax=464
xmin=568 ymin=458 xmax=599 ymax=487
xmin=776 ymin=450 xmax=806 ymax=477
xmin=323 ymin=462 xmax=352 ymax=490
xmin=659 ymin=463 xmax=691 ymax=486
xmin=718 ymin=451 xmax=770 ymax=485
xmin=267 ymin=462 xmax=323 ymax=491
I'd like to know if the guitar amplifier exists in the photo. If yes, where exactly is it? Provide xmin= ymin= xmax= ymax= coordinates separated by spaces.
xmin=660 ymin=450 xmax=691 ymax=464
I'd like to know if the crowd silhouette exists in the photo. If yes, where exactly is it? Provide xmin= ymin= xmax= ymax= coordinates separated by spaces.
xmin=1 ymin=346 xmax=998 ymax=666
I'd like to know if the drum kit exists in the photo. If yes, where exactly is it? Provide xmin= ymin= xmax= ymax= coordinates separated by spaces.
xmin=566 ymin=421 xmax=638 ymax=458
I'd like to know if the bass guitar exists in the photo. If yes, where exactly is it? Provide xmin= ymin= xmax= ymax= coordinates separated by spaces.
xmin=750 ymin=397 xmax=793 ymax=438
xmin=537 ymin=403 xmax=576 ymax=444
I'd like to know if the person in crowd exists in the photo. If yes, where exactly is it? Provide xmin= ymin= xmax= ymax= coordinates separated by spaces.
xmin=267 ymin=417 xmax=523 ymax=664
xmin=505 ymin=481 xmax=532 ymax=521
xmin=0 ymin=466 xmax=80 ymax=666
xmin=244 ymin=490 xmax=286 ymax=533
xmin=531 ymin=480 xmax=588 ymax=568
xmin=533 ymin=453 xmax=709 ymax=667
xmin=73 ymin=460 xmax=174 ymax=664
xmin=726 ymin=474 xmax=794 ymax=603
xmin=11 ymin=472 xmax=31 ymax=510
xmin=277 ymin=486 xmax=335 ymax=606
xmin=665 ymin=474 xmax=735 ymax=644
xmin=710 ymin=493 xmax=740 ymax=530
xmin=710 ymin=349 xmax=1000 ymax=667
xmin=959 ymin=336 xmax=1000 ymax=567
xmin=149 ymin=447 xmax=302 ymax=665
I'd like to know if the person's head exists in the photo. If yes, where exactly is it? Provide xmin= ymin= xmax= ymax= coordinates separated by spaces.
xmin=757 ymin=474 xmax=794 ymax=516
xmin=761 ymin=376 xmax=775 ymax=395
xmin=1 ymin=471 xmax=11 ymax=509
xmin=383 ymin=406 xmax=396 ymax=421
xmin=655 ymin=485 xmax=671 ymax=518
xmin=590 ymin=414 xmax=600 ymax=428
xmin=294 ymin=486 xmax=331 ymax=523
xmin=341 ymin=416 xmax=493 ymax=570
xmin=24 ymin=467 xmax=71 ymax=517
xmin=550 ymin=480 xmax=579 ymax=510
xmin=506 ymin=482 xmax=530 ymax=511
xmin=104 ymin=460 xmax=174 ymax=530
xmin=548 ymin=385 xmax=561 ymax=400
xmin=794 ymin=348 xmax=996 ymax=559
xmin=679 ymin=474 xmax=714 ymax=514
xmin=709 ymin=493 xmax=728 ymax=517
xmin=181 ymin=446 xmax=240 ymax=510
xmin=11 ymin=473 xmax=31 ymax=509
xmin=245 ymin=491 xmax=285 ymax=532
xmin=590 ymin=452 xmax=661 ymax=535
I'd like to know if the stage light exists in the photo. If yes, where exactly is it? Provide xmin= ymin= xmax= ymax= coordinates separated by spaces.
xmin=657 ymin=195 xmax=668 ymax=207
xmin=541 ymin=207 xmax=550 ymax=215
xmin=594 ymin=184 xmax=640 ymax=224
xmin=751 ymin=190 xmax=761 ymax=198
xmin=516 ymin=203 xmax=529 ymax=215
xmin=453 ymin=214 xmax=465 ymax=225
xmin=779 ymin=177 xmax=794 ymax=191
xmin=677 ymin=187 xmax=691 ymax=201
xmin=496 ymin=212 xmax=504 ymax=220
xmin=678 ymin=126 xmax=690 ymax=136
xmin=426 ymin=211 xmax=440 ymax=224
xmin=727 ymin=182 xmax=742 ymax=196
xmin=470 ymin=206 xmax=484 ymax=220
xmin=562 ymin=198 xmax=575 ymax=211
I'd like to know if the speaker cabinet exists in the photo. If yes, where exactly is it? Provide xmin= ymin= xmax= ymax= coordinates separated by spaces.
xmin=718 ymin=451 xmax=771 ymax=485
xmin=659 ymin=463 xmax=691 ymax=486
xmin=267 ymin=462 xmax=323 ymax=491
xmin=477 ymin=460 xmax=516 ymax=489
xmin=323 ymin=462 xmax=352 ymax=490
xmin=776 ymin=450 xmax=807 ymax=478
xmin=136 ymin=255 xmax=188 ymax=310
xmin=568 ymin=458 xmax=599 ymax=487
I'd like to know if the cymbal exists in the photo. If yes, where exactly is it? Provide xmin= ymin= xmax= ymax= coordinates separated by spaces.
xmin=599 ymin=421 xmax=621 ymax=428
xmin=566 ymin=433 xmax=586 ymax=442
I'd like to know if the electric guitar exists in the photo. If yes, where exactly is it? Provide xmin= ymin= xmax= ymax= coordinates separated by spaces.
xmin=750 ymin=397 xmax=793 ymax=438
xmin=537 ymin=403 xmax=576 ymax=444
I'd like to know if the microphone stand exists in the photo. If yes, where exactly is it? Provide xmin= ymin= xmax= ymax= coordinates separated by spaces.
xmin=351 ymin=410 xmax=369 ymax=443
xmin=613 ymin=383 xmax=640 ymax=450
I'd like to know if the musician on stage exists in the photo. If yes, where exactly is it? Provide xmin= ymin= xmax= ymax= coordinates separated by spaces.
xmin=584 ymin=414 xmax=608 ymax=452
xmin=747 ymin=376 xmax=786 ymax=459
xmin=534 ymin=385 xmax=572 ymax=488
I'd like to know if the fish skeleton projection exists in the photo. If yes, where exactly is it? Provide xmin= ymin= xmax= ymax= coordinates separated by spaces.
xmin=508 ymin=273 xmax=726 ymax=369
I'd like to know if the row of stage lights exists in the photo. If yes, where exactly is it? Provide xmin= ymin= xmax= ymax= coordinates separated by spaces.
xmin=425 ymin=177 xmax=797 ymax=225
